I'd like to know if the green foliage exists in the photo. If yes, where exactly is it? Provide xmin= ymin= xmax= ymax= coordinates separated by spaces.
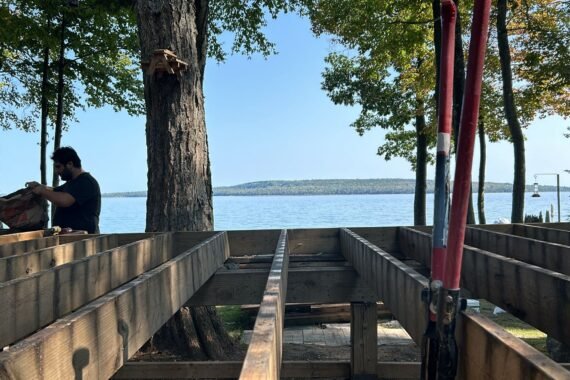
xmin=0 ymin=0 xmax=143 ymax=132
xmin=208 ymin=1 xmax=310 ymax=62
xmin=309 ymin=0 xmax=437 ymax=169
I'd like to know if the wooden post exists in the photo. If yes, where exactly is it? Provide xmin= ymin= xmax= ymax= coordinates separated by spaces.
xmin=350 ymin=302 xmax=377 ymax=379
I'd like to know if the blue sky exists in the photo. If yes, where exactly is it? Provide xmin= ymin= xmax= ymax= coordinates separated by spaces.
xmin=1 ymin=13 xmax=569 ymax=195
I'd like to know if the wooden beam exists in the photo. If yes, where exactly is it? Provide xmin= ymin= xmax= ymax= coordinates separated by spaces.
xmin=340 ymin=228 xmax=427 ymax=343
xmin=351 ymin=302 xmax=377 ymax=379
xmin=187 ymin=265 xmax=376 ymax=306
xmin=113 ymin=361 xmax=421 ymax=379
xmin=240 ymin=230 xmax=289 ymax=379
xmin=227 ymin=229 xmax=281 ymax=256
xmin=541 ymin=222 xmax=570 ymax=231
xmin=0 ymin=234 xmax=120 ymax=282
xmin=398 ymin=227 xmax=570 ymax=347
xmin=0 ymin=230 xmax=45 ymax=245
xmin=349 ymin=227 xmax=400 ymax=254
xmin=512 ymin=224 xmax=570 ymax=246
xmin=465 ymin=226 xmax=570 ymax=276
xmin=288 ymin=228 xmax=340 ymax=254
xmin=0 ymin=232 xmax=229 ymax=379
xmin=0 ymin=233 xmax=173 ymax=348
xmin=0 ymin=236 xmax=60 ymax=258
xmin=458 ymin=312 xmax=570 ymax=379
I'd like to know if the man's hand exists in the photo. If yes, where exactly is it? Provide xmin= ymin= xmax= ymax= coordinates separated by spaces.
xmin=25 ymin=181 xmax=44 ymax=195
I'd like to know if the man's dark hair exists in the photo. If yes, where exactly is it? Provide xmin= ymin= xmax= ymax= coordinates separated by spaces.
xmin=51 ymin=146 xmax=82 ymax=168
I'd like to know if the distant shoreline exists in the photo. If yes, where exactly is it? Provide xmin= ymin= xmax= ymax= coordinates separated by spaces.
xmin=102 ymin=178 xmax=570 ymax=198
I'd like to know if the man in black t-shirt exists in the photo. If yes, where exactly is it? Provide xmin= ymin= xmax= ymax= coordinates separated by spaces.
xmin=26 ymin=147 xmax=101 ymax=233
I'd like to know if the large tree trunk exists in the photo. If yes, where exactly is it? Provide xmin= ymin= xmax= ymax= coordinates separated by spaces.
xmin=135 ymin=0 xmax=233 ymax=359
xmin=452 ymin=0 xmax=476 ymax=224
xmin=477 ymin=121 xmax=487 ymax=224
xmin=414 ymin=111 xmax=427 ymax=226
xmin=497 ymin=0 xmax=525 ymax=223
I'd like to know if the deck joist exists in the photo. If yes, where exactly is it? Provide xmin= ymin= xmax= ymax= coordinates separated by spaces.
xmin=0 ymin=223 xmax=568 ymax=379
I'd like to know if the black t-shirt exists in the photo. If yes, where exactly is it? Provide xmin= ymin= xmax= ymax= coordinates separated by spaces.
xmin=53 ymin=172 xmax=101 ymax=233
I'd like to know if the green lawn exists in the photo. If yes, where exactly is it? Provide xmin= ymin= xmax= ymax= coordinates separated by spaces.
xmin=477 ymin=299 xmax=547 ymax=353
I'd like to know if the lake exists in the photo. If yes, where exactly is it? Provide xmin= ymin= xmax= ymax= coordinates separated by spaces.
xmin=99 ymin=192 xmax=570 ymax=233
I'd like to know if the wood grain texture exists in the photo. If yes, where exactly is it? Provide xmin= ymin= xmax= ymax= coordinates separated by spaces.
xmin=0 ymin=233 xmax=172 ymax=349
xmin=0 ymin=235 xmax=120 ymax=282
xmin=399 ymin=227 xmax=570 ymax=347
xmin=458 ymin=312 xmax=570 ymax=379
xmin=0 ymin=230 xmax=45 ymax=245
xmin=350 ymin=302 xmax=377 ymax=378
xmin=0 ymin=236 xmax=60 ymax=258
xmin=240 ymin=230 xmax=289 ymax=379
xmin=113 ymin=361 xmax=421 ymax=379
xmin=465 ymin=226 xmax=570 ymax=276
xmin=188 ymin=265 xmax=376 ymax=306
xmin=512 ymin=224 xmax=570 ymax=246
xmin=0 ymin=232 xmax=229 ymax=380
xmin=341 ymin=228 xmax=427 ymax=344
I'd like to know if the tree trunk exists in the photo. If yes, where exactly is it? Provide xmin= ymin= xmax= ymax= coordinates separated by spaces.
xmin=135 ymin=0 xmax=233 ymax=359
xmin=497 ymin=0 xmax=525 ymax=223
xmin=451 ymin=0 xmax=476 ymax=225
xmin=40 ymin=37 xmax=50 ymax=227
xmin=432 ymin=0 xmax=441 ymax=113
xmin=414 ymin=111 xmax=427 ymax=226
xmin=477 ymin=121 xmax=486 ymax=224
xmin=452 ymin=0 xmax=465 ymax=150
xmin=51 ymin=13 xmax=66 ymax=193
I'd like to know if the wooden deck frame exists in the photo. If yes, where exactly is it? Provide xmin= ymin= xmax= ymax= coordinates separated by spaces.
xmin=0 ymin=231 xmax=230 ymax=379
xmin=0 ymin=235 xmax=60 ymax=258
xmin=340 ymin=228 xmax=427 ymax=343
xmin=0 ymin=233 xmax=174 ymax=349
xmin=512 ymin=224 xmax=570 ymax=245
xmin=0 ymin=230 xmax=46 ymax=245
xmin=342 ymin=228 xmax=569 ymax=379
xmin=240 ymin=230 xmax=289 ymax=379
xmin=0 ymin=234 xmax=121 ymax=282
xmin=188 ymin=265 xmax=376 ymax=305
xmin=1 ymin=225 xmax=569 ymax=379
xmin=398 ymin=227 xmax=570 ymax=347
xmin=113 ymin=360 xmax=421 ymax=379
xmin=464 ymin=226 xmax=570 ymax=276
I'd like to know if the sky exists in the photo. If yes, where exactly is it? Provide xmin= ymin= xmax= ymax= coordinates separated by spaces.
xmin=1 ymin=12 xmax=569 ymax=195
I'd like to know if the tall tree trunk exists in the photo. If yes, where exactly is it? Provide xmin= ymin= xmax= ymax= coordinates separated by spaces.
xmin=451 ymin=0 xmax=476 ymax=225
xmin=40 ymin=39 xmax=50 ymax=228
xmin=452 ymin=0 xmax=465 ymax=149
xmin=497 ymin=0 xmax=525 ymax=223
xmin=135 ymin=0 xmax=233 ymax=359
xmin=415 ymin=111 xmax=428 ymax=226
xmin=51 ymin=13 xmax=66 ymax=192
xmin=433 ymin=0 xmax=442 ymax=112
xmin=477 ymin=121 xmax=487 ymax=224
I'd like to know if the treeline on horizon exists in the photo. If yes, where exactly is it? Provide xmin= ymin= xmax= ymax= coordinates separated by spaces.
xmin=102 ymin=179 xmax=569 ymax=197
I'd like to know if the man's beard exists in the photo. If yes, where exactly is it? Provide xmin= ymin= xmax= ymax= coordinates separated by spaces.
xmin=60 ymin=168 xmax=73 ymax=181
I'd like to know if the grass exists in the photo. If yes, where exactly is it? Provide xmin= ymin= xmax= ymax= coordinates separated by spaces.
xmin=477 ymin=299 xmax=547 ymax=353
xmin=216 ymin=306 xmax=253 ymax=341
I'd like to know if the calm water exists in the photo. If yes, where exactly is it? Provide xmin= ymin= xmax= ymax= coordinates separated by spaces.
xmin=99 ymin=192 xmax=570 ymax=233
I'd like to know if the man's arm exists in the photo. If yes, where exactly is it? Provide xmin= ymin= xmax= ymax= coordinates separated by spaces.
xmin=29 ymin=184 xmax=76 ymax=208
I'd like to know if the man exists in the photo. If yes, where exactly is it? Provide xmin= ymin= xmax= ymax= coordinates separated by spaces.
xmin=26 ymin=147 xmax=101 ymax=233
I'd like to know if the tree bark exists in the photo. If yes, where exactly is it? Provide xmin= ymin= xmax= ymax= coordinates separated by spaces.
xmin=40 ymin=29 xmax=51 ymax=227
xmin=451 ymin=0 xmax=476 ymax=225
xmin=497 ymin=0 xmax=525 ymax=223
xmin=51 ymin=13 xmax=66 ymax=193
xmin=477 ymin=121 xmax=487 ymax=224
xmin=135 ymin=0 xmax=233 ymax=359
xmin=414 ymin=111 xmax=427 ymax=226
